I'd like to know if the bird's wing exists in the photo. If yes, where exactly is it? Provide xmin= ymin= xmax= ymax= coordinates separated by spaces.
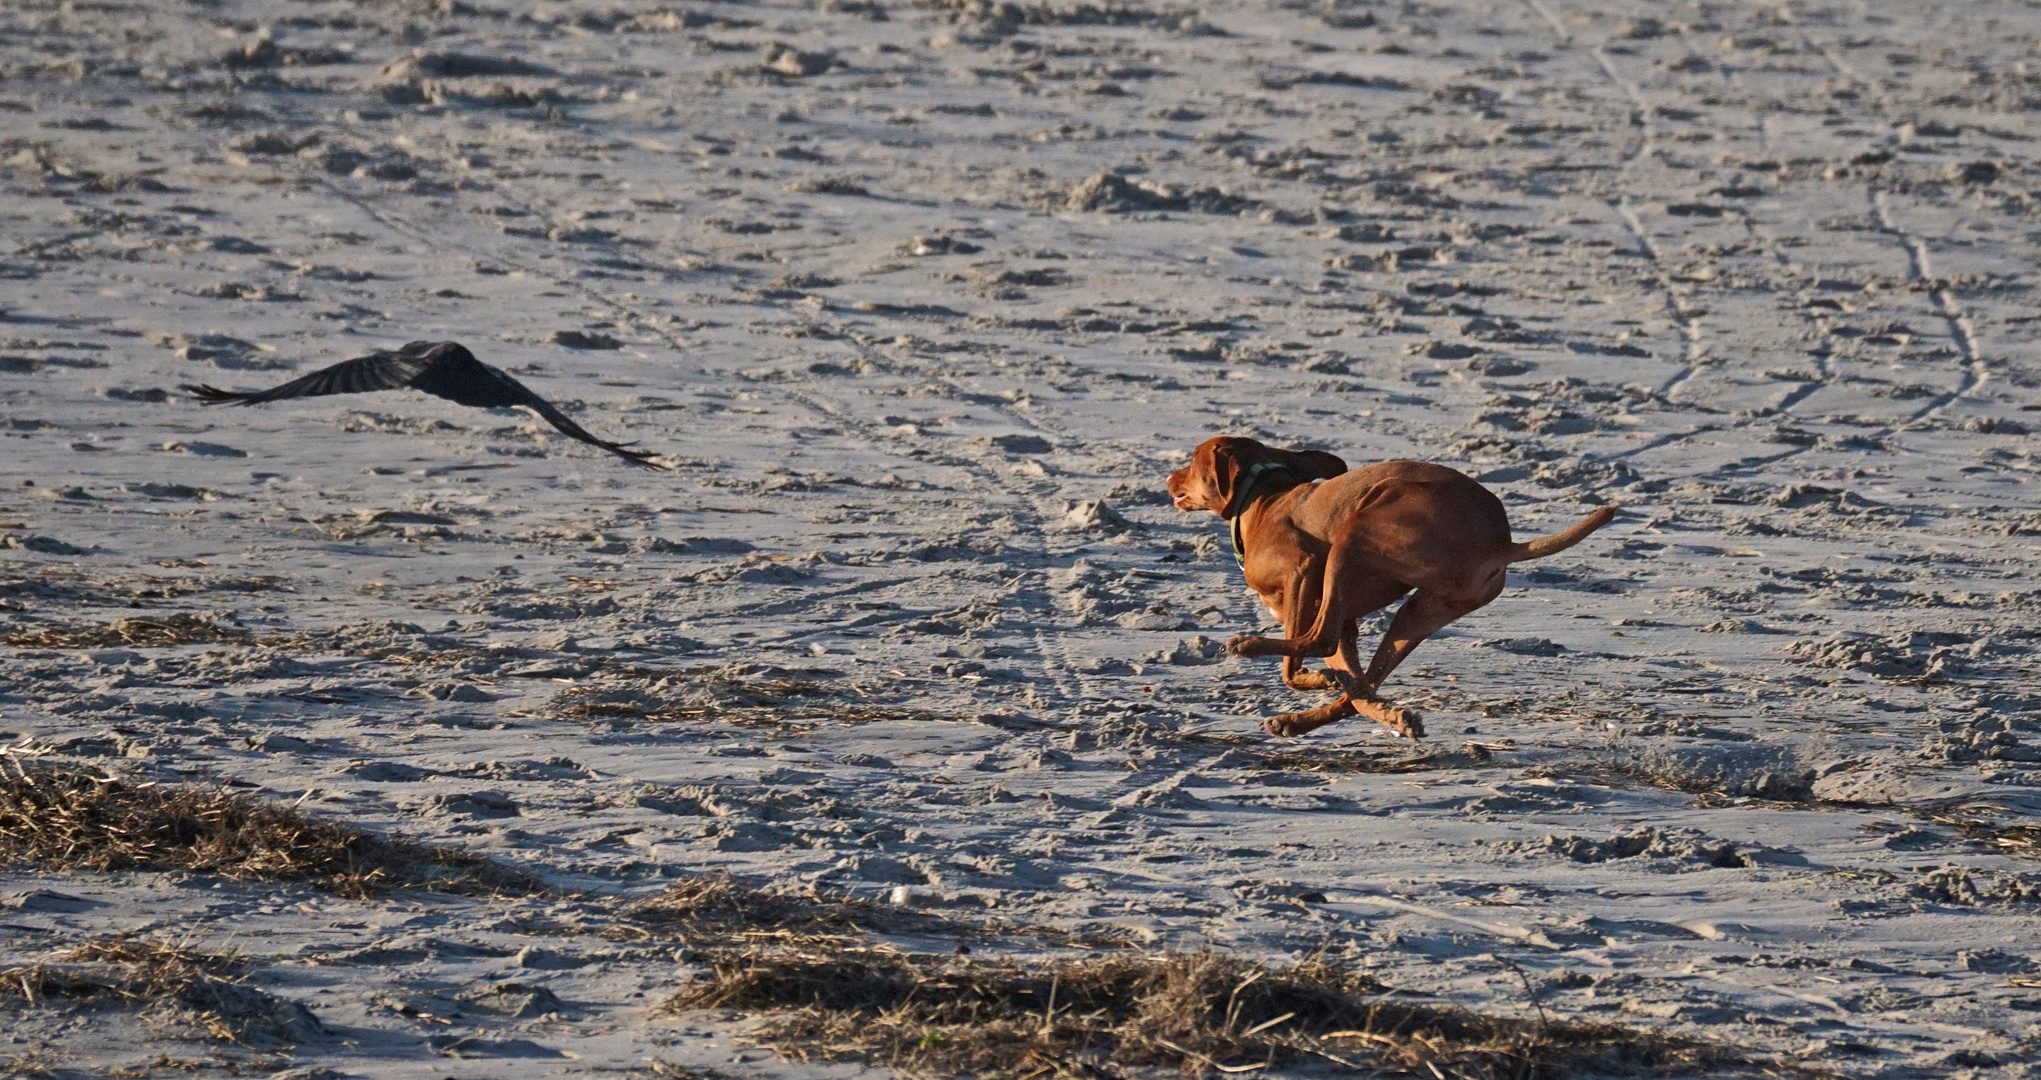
xmin=184 ymin=340 xmax=668 ymax=469
xmin=403 ymin=350 xmax=665 ymax=467
xmin=513 ymin=389 xmax=668 ymax=469
xmin=180 ymin=347 xmax=433 ymax=405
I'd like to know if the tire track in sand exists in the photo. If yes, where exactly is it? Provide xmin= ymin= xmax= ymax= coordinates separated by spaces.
xmin=1779 ymin=3 xmax=1988 ymax=423
xmin=1867 ymin=189 xmax=1988 ymax=424
xmin=1525 ymin=1 xmax=1710 ymax=404
xmin=1667 ymin=9 xmax=1827 ymax=408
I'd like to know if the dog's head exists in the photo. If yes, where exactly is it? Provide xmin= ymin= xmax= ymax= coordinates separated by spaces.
xmin=1167 ymin=436 xmax=1347 ymax=516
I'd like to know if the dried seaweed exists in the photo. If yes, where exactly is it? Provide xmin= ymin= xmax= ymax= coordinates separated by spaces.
xmin=2 ymin=940 xmax=314 ymax=1049
xmin=668 ymin=948 xmax=1771 ymax=1079
xmin=63 ymin=936 xmax=248 ymax=973
xmin=1928 ymin=810 xmax=2041 ymax=861
xmin=0 ymin=757 xmax=537 ymax=897
xmin=625 ymin=873 xmax=959 ymax=947
xmin=0 ymin=613 xmax=250 ymax=649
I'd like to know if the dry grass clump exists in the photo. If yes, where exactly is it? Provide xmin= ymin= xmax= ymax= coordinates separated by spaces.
xmin=0 ymin=613 xmax=250 ymax=649
xmin=634 ymin=874 xmax=867 ymax=932
xmin=627 ymin=874 xmax=937 ymax=945
xmin=61 ymin=935 xmax=242 ymax=967
xmin=669 ymin=949 xmax=1759 ymax=1079
xmin=2 ymin=938 xmax=316 ymax=1049
xmin=624 ymin=875 xmax=1139 ymax=953
xmin=0 ymin=758 xmax=536 ymax=897
xmin=63 ymin=936 xmax=246 ymax=972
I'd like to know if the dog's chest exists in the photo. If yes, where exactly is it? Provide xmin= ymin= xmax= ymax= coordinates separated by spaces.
xmin=1241 ymin=552 xmax=1304 ymax=604
xmin=1241 ymin=575 xmax=1286 ymax=617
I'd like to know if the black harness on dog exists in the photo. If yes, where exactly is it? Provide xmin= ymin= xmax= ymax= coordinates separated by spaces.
xmin=1221 ymin=461 xmax=1297 ymax=569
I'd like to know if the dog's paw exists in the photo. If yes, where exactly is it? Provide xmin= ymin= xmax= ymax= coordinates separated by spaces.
xmin=1264 ymin=712 xmax=1310 ymax=737
xmin=1263 ymin=703 xmax=1350 ymax=738
xmin=1392 ymin=707 xmax=1425 ymax=740
xmin=1223 ymin=635 xmax=1261 ymax=657
xmin=1283 ymin=670 xmax=1339 ymax=692
xmin=1355 ymin=697 xmax=1424 ymax=740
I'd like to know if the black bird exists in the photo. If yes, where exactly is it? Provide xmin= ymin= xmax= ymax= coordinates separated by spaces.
xmin=182 ymin=340 xmax=667 ymax=468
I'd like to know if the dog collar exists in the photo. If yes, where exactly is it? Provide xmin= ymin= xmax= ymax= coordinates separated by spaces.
xmin=1223 ymin=461 xmax=1293 ymax=567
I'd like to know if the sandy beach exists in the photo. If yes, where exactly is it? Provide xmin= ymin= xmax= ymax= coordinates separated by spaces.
xmin=3 ymin=0 xmax=2040 ymax=1075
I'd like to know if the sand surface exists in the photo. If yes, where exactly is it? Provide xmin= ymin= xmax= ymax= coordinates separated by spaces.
xmin=4 ymin=0 xmax=2041 ymax=1075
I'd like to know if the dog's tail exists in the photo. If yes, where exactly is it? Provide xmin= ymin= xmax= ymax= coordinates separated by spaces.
xmin=1507 ymin=506 xmax=1618 ymax=562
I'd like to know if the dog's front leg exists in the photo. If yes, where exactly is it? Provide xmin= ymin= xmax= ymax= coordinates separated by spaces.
xmin=1266 ymin=695 xmax=1422 ymax=739
xmin=1229 ymin=571 xmax=1408 ymax=662
xmin=1281 ymin=657 xmax=1339 ymax=691
xmin=1226 ymin=569 xmax=1342 ymax=661
xmin=1265 ymin=695 xmax=1357 ymax=737
xmin=1274 ymin=570 xmax=1340 ymax=691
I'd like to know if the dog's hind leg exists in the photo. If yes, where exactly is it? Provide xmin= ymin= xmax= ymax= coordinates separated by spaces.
xmin=1320 ymin=619 xmax=1368 ymax=696
xmin=1315 ymin=620 xmax=1425 ymax=738
xmin=1288 ymin=577 xmax=1501 ymax=742
xmin=1351 ymin=695 xmax=1425 ymax=739
xmin=1363 ymin=576 xmax=1505 ymax=689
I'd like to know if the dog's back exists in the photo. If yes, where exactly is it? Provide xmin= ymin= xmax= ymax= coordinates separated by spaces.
xmin=1293 ymin=460 xmax=1511 ymax=552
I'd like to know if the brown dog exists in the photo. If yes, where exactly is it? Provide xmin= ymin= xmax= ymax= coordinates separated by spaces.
xmin=1167 ymin=436 xmax=1617 ymax=738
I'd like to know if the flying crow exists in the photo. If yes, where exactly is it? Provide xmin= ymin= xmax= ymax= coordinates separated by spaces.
xmin=182 ymin=340 xmax=666 ymax=468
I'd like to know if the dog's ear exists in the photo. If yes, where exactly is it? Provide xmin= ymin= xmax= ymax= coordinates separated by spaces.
xmin=1286 ymin=448 xmax=1347 ymax=481
xmin=1200 ymin=436 xmax=1262 ymax=513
